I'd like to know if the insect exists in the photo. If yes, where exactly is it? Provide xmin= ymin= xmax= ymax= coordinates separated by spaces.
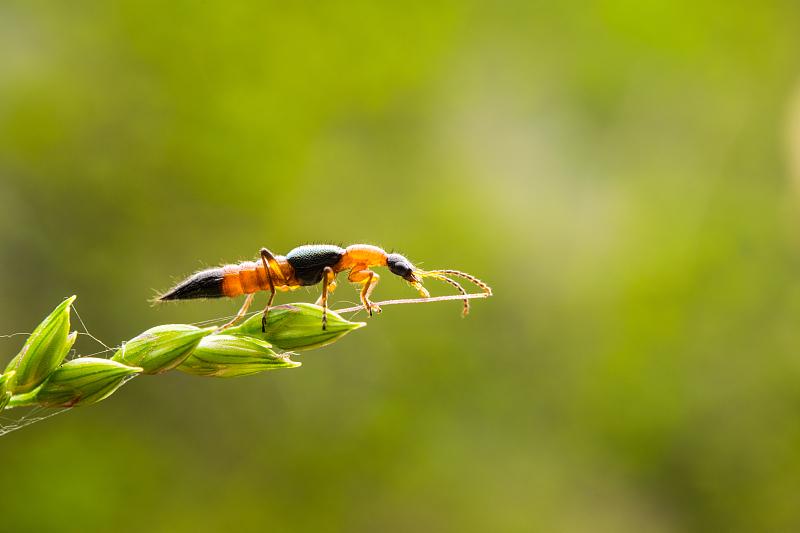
xmin=157 ymin=244 xmax=491 ymax=331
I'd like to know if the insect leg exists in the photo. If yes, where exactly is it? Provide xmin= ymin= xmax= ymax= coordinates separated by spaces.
xmin=427 ymin=273 xmax=469 ymax=315
xmin=318 ymin=266 xmax=335 ymax=330
xmin=259 ymin=249 xmax=279 ymax=333
xmin=349 ymin=267 xmax=381 ymax=317
xmin=218 ymin=292 xmax=255 ymax=331
xmin=260 ymin=248 xmax=287 ymax=285
xmin=314 ymin=278 xmax=337 ymax=305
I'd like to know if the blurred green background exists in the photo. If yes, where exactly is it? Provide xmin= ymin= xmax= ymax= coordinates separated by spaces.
xmin=2 ymin=1 xmax=800 ymax=531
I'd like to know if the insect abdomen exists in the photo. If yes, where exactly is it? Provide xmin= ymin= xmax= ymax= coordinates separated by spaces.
xmin=158 ymin=268 xmax=226 ymax=301
xmin=220 ymin=262 xmax=271 ymax=297
xmin=286 ymin=245 xmax=345 ymax=286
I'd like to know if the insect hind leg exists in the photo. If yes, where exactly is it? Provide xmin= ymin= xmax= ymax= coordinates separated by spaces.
xmin=259 ymin=248 xmax=282 ymax=332
xmin=218 ymin=293 xmax=255 ymax=331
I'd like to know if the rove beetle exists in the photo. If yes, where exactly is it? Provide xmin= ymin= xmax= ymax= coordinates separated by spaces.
xmin=158 ymin=244 xmax=491 ymax=331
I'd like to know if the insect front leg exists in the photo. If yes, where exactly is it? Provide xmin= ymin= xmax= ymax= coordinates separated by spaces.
xmin=349 ymin=267 xmax=381 ymax=317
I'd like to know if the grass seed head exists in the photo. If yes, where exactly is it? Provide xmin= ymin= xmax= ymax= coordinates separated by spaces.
xmin=5 ymin=296 xmax=77 ymax=394
xmin=178 ymin=334 xmax=300 ymax=378
xmin=226 ymin=303 xmax=365 ymax=351
xmin=31 ymin=357 xmax=142 ymax=408
xmin=111 ymin=325 xmax=216 ymax=374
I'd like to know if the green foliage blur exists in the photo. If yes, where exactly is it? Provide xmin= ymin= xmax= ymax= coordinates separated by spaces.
xmin=2 ymin=1 xmax=800 ymax=531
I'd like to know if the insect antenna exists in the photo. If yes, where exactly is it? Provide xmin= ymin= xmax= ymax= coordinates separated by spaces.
xmin=430 ymin=273 xmax=469 ymax=315
xmin=413 ymin=269 xmax=491 ymax=316
xmin=423 ymin=269 xmax=492 ymax=296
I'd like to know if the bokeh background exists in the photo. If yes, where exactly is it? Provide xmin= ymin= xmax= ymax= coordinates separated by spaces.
xmin=2 ymin=1 xmax=800 ymax=531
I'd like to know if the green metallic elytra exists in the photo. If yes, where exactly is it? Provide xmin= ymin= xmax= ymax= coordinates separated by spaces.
xmin=285 ymin=245 xmax=345 ymax=286
xmin=285 ymin=244 xmax=345 ymax=266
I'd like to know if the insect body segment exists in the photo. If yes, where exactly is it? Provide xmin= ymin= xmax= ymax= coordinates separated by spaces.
xmin=158 ymin=244 xmax=491 ymax=331
xmin=286 ymin=245 xmax=346 ymax=286
xmin=157 ymin=268 xmax=227 ymax=300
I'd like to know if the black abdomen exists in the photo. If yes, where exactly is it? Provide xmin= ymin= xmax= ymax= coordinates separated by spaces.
xmin=286 ymin=245 xmax=344 ymax=286
xmin=158 ymin=268 xmax=226 ymax=300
